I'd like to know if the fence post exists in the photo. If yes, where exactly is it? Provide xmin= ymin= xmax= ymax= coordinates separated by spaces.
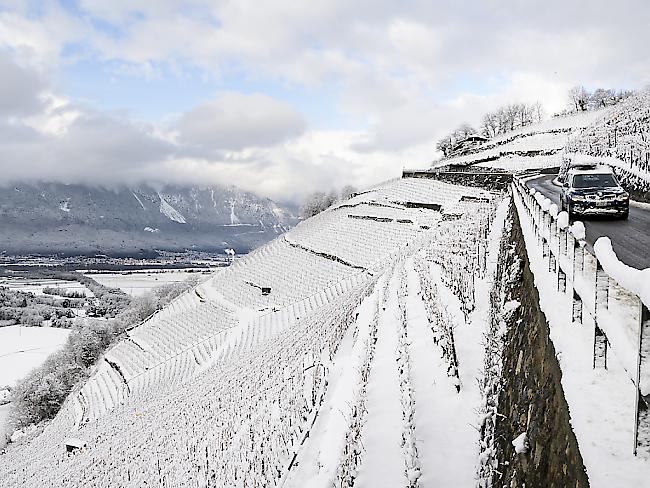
xmin=572 ymin=290 xmax=583 ymax=325
xmin=595 ymin=260 xmax=610 ymax=312
xmin=549 ymin=248 xmax=556 ymax=273
xmin=633 ymin=301 xmax=650 ymax=455
xmin=573 ymin=240 xmax=584 ymax=282
xmin=558 ymin=228 xmax=563 ymax=257
xmin=593 ymin=260 xmax=609 ymax=369
xmin=558 ymin=269 xmax=566 ymax=293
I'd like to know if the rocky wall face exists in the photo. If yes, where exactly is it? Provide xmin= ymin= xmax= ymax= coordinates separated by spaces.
xmin=492 ymin=205 xmax=589 ymax=488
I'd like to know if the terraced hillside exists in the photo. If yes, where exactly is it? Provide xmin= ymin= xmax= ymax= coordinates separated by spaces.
xmin=435 ymin=109 xmax=609 ymax=172
xmin=0 ymin=178 xmax=502 ymax=487
xmin=433 ymin=88 xmax=650 ymax=197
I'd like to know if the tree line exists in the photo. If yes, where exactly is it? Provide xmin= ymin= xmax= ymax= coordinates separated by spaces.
xmin=299 ymin=185 xmax=358 ymax=219
xmin=435 ymin=102 xmax=544 ymax=157
xmin=436 ymin=85 xmax=633 ymax=158
xmin=565 ymin=85 xmax=632 ymax=113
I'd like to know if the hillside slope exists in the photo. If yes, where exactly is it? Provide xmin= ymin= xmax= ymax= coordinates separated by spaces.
xmin=433 ymin=88 xmax=650 ymax=197
xmin=434 ymin=109 xmax=609 ymax=171
xmin=566 ymin=88 xmax=650 ymax=196
xmin=0 ymin=182 xmax=297 ymax=256
xmin=0 ymin=177 xmax=501 ymax=487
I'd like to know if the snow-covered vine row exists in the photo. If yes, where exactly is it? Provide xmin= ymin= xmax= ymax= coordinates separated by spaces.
xmin=477 ymin=209 xmax=521 ymax=488
xmin=413 ymin=255 xmax=461 ymax=391
xmin=395 ymin=265 xmax=422 ymax=487
xmin=332 ymin=270 xmax=392 ymax=487
xmin=424 ymin=203 xmax=497 ymax=316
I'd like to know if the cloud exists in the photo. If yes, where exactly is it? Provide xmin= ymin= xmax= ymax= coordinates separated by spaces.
xmin=175 ymin=92 xmax=306 ymax=153
xmin=0 ymin=111 xmax=174 ymax=185
xmin=0 ymin=1 xmax=649 ymax=203
xmin=0 ymin=51 xmax=47 ymax=116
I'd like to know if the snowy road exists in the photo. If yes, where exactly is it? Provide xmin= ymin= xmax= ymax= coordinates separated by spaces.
xmin=527 ymin=174 xmax=650 ymax=270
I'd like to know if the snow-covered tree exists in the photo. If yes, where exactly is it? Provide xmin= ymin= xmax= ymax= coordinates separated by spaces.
xmin=339 ymin=185 xmax=358 ymax=201
xmin=568 ymin=85 xmax=589 ymax=112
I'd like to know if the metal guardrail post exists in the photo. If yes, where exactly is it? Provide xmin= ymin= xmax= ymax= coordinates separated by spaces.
xmin=593 ymin=326 xmax=608 ymax=369
xmin=558 ymin=269 xmax=566 ymax=293
xmin=573 ymin=240 xmax=584 ymax=281
xmin=595 ymin=260 xmax=610 ymax=312
xmin=549 ymin=247 xmax=556 ymax=273
xmin=634 ymin=302 xmax=650 ymax=455
xmin=572 ymin=290 xmax=583 ymax=325
xmin=593 ymin=260 xmax=609 ymax=369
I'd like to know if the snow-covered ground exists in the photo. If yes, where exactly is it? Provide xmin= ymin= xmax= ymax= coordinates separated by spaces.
xmin=0 ymin=326 xmax=71 ymax=388
xmin=0 ymin=177 xmax=504 ymax=487
xmin=0 ymin=325 xmax=71 ymax=438
xmin=0 ymin=278 xmax=93 ymax=297
xmin=85 ymin=269 xmax=207 ymax=296
xmin=513 ymin=182 xmax=650 ymax=487
xmin=435 ymin=109 xmax=609 ymax=172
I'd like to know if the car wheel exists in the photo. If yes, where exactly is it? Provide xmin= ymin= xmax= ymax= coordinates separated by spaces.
xmin=620 ymin=210 xmax=629 ymax=220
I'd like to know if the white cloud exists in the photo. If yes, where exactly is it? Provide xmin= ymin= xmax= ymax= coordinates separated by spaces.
xmin=175 ymin=92 xmax=306 ymax=153
xmin=0 ymin=1 xmax=649 ymax=203
xmin=0 ymin=51 xmax=46 ymax=116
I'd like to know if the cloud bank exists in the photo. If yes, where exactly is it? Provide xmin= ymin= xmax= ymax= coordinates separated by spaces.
xmin=0 ymin=1 xmax=648 ymax=202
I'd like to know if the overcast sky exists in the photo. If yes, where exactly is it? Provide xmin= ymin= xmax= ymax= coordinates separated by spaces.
xmin=0 ymin=1 xmax=648 ymax=202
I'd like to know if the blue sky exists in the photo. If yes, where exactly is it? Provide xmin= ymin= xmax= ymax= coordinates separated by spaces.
xmin=0 ymin=0 xmax=648 ymax=201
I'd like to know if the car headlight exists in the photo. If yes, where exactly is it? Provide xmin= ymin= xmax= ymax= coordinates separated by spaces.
xmin=615 ymin=194 xmax=629 ymax=202
xmin=570 ymin=194 xmax=585 ymax=202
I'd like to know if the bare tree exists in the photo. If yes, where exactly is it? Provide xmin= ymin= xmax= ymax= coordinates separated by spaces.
xmin=299 ymin=189 xmax=342 ymax=219
xmin=480 ymin=112 xmax=499 ymax=138
xmin=436 ymin=124 xmax=477 ymax=157
xmin=568 ymin=85 xmax=589 ymax=112
xmin=339 ymin=185 xmax=358 ymax=201
xmin=589 ymin=88 xmax=614 ymax=109
xmin=435 ymin=134 xmax=455 ymax=157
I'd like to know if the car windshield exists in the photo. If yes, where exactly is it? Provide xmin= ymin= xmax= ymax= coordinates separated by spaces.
xmin=572 ymin=174 xmax=618 ymax=188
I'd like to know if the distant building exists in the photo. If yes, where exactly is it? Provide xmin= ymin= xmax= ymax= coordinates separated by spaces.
xmin=448 ymin=134 xmax=488 ymax=158
xmin=64 ymin=437 xmax=87 ymax=453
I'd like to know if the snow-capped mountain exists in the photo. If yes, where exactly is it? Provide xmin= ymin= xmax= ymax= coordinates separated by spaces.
xmin=0 ymin=182 xmax=298 ymax=256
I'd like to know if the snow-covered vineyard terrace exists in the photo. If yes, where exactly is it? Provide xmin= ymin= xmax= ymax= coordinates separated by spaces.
xmin=1 ymin=175 xmax=649 ymax=487
xmin=0 ymin=178 xmax=504 ymax=487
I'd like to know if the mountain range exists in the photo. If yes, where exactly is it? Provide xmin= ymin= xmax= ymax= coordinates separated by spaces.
xmin=0 ymin=182 xmax=298 ymax=257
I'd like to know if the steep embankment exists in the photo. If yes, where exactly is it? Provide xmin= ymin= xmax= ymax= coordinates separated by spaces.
xmin=480 ymin=203 xmax=589 ymax=487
